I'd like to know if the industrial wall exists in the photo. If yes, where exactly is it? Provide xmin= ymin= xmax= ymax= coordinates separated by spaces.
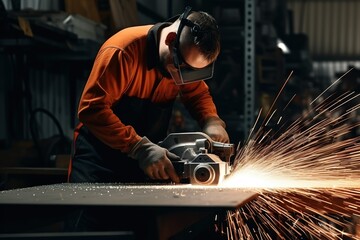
xmin=0 ymin=0 xmax=186 ymax=145
xmin=1 ymin=0 xmax=359 ymax=153
xmin=287 ymin=0 xmax=360 ymax=101
xmin=287 ymin=0 xmax=360 ymax=60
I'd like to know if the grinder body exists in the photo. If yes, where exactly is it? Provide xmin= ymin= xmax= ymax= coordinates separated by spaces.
xmin=158 ymin=132 xmax=234 ymax=185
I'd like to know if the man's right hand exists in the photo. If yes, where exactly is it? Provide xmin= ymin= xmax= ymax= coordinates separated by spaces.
xmin=128 ymin=137 xmax=180 ymax=183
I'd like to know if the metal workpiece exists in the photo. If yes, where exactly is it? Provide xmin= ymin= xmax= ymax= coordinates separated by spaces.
xmin=0 ymin=183 xmax=256 ymax=209
xmin=0 ymin=183 xmax=257 ymax=239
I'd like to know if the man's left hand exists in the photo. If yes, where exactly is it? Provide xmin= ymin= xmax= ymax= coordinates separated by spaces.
xmin=203 ymin=118 xmax=230 ymax=143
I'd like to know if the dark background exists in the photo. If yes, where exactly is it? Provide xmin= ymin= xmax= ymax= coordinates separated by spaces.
xmin=1 ymin=0 xmax=360 ymax=190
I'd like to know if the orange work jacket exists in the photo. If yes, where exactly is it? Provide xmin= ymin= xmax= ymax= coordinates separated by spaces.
xmin=76 ymin=22 xmax=220 ymax=154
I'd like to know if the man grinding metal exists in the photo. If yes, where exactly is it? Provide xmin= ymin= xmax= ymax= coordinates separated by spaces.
xmin=68 ymin=6 xmax=229 ymax=186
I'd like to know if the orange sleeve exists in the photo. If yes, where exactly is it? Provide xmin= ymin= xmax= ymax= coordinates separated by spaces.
xmin=179 ymin=80 xmax=221 ymax=127
xmin=78 ymin=47 xmax=141 ymax=153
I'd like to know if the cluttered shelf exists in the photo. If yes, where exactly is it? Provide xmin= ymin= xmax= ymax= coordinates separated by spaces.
xmin=0 ymin=9 xmax=107 ymax=141
xmin=0 ymin=10 xmax=104 ymax=60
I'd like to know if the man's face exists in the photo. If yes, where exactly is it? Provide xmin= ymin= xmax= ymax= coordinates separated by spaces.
xmin=163 ymin=39 xmax=212 ymax=80
xmin=165 ymin=39 xmax=214 ymax=85
xmin=180 ymin=43 xmax=210 ymax=69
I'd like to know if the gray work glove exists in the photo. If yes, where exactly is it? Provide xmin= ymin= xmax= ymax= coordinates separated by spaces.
xmin=128 ymin=137 xmax=180 ymax=183
xmin=203 ymin=117 xmax=230 ymax=143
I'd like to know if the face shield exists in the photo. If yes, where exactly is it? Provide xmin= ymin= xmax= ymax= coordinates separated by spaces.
xmin=169 ymin=6 xmax=215 ymax=85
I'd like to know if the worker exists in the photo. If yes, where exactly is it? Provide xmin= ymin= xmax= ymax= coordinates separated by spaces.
xmin=68 ymin=6 xmax=229 ymax=186
xmin=65 ymin=6 xmax=230 ymax=235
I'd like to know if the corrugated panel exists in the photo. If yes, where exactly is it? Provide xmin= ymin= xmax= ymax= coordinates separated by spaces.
xmin=26 ymin=67 xmax=73 ymax=140
xmin=287 ymin=0 xmax=360 ymax=60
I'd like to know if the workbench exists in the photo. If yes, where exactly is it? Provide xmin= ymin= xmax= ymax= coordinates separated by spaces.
xmin=0 ymin=183 xmax=257 ymax=240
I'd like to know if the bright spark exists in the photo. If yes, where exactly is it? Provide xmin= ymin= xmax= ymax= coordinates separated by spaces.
xmin=216 ymin=69 xmax=360 ymax=240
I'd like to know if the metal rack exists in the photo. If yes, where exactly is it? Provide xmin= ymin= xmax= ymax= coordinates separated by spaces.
xmin=244 ymin=0 xmax=256 ymax=138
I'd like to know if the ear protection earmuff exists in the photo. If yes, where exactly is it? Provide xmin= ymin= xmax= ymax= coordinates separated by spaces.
xmin=165 ymin=32 xmax=177 ymax=45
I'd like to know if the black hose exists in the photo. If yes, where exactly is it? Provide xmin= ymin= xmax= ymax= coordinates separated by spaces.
xmin=29 ymin=107 xmax=68 ymax=166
